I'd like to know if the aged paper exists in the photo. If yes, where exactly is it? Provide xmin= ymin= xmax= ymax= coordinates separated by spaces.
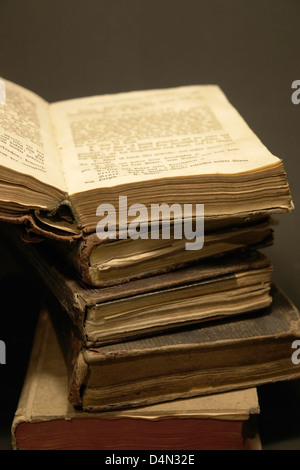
xmin=0 ymin=80 xmax=281 ymax=197
xmin=0 ymin=78 xmax=66 ymax=191
xmin=50 ymin=85 xmax=280 ymax=195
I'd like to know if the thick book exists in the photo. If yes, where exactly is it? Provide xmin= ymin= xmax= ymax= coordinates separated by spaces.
xmin=63 ymin=284 xmax=300 ymax=411
xmin=3 ymin=223 xmax=273 ymax=346
xmin=0 ymin=78 xmax=293 ymax=241
xmin=11 ymin=309 xmax=261 ymax=450
xmin=43 ymin=214 xmax=273 ymax=287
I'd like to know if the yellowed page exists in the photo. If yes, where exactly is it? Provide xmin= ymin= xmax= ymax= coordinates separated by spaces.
xmin=0 ymin=78 xmax=67 ymax=192
xmin=50 ymin=85 xmax=281 ymax=196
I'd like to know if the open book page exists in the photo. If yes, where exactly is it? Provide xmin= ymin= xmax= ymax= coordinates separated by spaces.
xmin=50 ymin=85 xmax=281 ymax=196
xmin=0 ymin=78 xmax=67 ymax=192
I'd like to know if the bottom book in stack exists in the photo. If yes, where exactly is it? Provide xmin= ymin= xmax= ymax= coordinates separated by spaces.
xmin=11 ymin=307 xmax=262 ymax=451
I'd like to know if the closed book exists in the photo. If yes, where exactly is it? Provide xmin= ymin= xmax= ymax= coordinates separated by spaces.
xmin=3 ymin=223 xmax=273 ymax=346
xmin=12 ymin=309 xmax=261 ymax=450
xmin=41 ymin=215 xmax=273 ymax=287
xmin=63 ymin=284 xmax=300 ymax=411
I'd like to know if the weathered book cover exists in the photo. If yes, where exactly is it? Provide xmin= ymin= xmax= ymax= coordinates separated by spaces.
xmin=66 ymin=284 xmax=300 ymax=411
xmin=3 ymin=222 xmax=273 ymax=345
xmin=40 ymin=215 xmax=273 ymax=287
xmin=11 ymin=309 xmax=261 ymax=450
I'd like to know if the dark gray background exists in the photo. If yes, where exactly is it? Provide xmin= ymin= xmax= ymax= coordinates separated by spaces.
xmin=0 ymin=0 xmax=299 ymax=450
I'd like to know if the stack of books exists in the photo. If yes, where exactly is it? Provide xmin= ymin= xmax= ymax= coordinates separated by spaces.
xmin=1 ymin=78 xmax=300 ymax=450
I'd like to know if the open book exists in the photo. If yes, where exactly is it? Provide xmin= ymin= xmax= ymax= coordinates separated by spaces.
xmin=0 ymin=78 xmax=293 ymax=240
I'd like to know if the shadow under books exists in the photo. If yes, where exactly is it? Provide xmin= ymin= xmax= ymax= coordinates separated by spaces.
xmin=0 ymin=270 xmax=41 ymax=450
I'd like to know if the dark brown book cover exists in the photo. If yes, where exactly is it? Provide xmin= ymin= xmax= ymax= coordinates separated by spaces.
xmin=2 ymin=222 xmax=273 ymax=346
xmin=41 ymin=215 xmax=273 ymax=287
xmin=66 ymin=285 xmax=300 ymax=411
